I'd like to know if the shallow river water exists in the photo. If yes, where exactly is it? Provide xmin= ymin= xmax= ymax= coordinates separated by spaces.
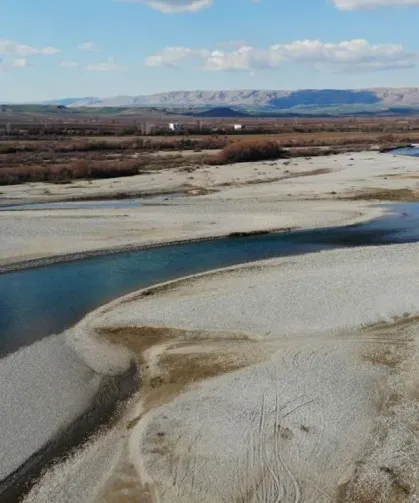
xmin=0 ymin=202 xmax=418 ymax=356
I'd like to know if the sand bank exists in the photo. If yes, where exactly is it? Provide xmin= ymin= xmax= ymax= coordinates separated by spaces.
xmin=2 ymin=151 xmax=419 ymax=501
xmin=4 ymin=149 xmax=417 ymax=269
xmin=0 ymin=198 xmax=385 ymax=273
xmin=22 ymin=242 xmax=419 ymax=502
xmin=1 ymin=151 xmax=418 ymax=205
xmin=0 ymin=307 xmax=136 ymax=501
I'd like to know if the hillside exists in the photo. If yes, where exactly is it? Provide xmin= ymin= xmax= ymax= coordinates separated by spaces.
xmin=191 ymin=107 xmax=251 ymax=118
xmin=41 ymin=88 xmax=419 ymax=110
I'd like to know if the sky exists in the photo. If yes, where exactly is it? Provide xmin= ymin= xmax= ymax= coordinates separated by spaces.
xmin=1 ymin=0 xmax=419 ymax=101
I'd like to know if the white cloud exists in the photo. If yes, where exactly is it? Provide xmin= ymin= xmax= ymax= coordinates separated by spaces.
xmin=0 ymin=57 xmax=31 ymax=71
xmin=11 ymin=58 xmax=30 ymax=68
xmin=0 ymin=40 xmax=60 ymax=57
xmin=118 ymin=0 xmax=259 ymax=13
xmin=42 ymin=46 xmax=60 ymax=55
xmin=118 ymin=0 xmax=213 ymax=12
xmin=146 ymin=39 xmax=417 ymax=73
xmin=61 ymin=61 xmax=80 ymax=68
xmin=85 ymin=57 xmax=126 ymax=72
xmin=333 ymin=0 xmax=419 ymax=9
xmin=145 ymin=47 xmax=210 ymax=67
xmin=78 ymin=41 xmax=100 ymax=52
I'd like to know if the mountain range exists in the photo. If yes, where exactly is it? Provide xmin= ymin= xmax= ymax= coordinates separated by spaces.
xmin=42 ymin=88 xmax=419 ymax=111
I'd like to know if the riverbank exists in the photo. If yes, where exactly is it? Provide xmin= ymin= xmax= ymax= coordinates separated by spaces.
xmin=22 ymin=241 xmax=419 ymax=502
xmin=1 ymin=150 xmax=418 ymax=204
xmin=0 ymin=314 xmax=137 ymax=503
xmin=2 ymin=150 xmax=419 ymax=269
xmin=2 ymin=150 xmax=419 ymax=502
xmin=0 ymin=200 xmax=382 ymax=274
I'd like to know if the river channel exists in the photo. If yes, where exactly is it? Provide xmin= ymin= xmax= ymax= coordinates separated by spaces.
xmin=1 ymin=202 xmax=418 ymax=357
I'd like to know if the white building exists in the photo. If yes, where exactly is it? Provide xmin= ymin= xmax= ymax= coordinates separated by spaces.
xmin=234 ymin=124 xmax=243 ymax=131
xmin=169 ymin=122 xmax=184 ymax=132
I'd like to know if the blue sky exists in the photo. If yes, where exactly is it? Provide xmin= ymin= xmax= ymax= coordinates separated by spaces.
xmin=1 ymin=0 xmax=419 ymax=101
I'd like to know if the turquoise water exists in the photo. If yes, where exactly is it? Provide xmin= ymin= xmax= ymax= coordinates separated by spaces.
xmin=390 ymin=146 xmax=419 ymax=157
xmin=1 ymin=203 xmax=418 ymax=357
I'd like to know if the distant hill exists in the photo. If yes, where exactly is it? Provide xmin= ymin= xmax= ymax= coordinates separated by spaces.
xmin=41 ymin=97 xmax=98 ymax=107
xmin=37 ymin=88 xmax=419 ymax=111
xmin=191 ymin=107 xmax=251 ymax=118
xmin=6 ymin=88 xmax=419 ymax=117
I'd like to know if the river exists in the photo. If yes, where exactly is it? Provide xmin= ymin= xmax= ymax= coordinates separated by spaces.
xmin=1 ymin=202 xmax=419 ymax=357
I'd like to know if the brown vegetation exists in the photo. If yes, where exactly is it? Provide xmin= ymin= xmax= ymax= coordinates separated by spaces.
xmin=1 ymin=116 xmax=419 ymax=185
xmin=4 ymin=113 xmax=419 ymax=138
xmin=0 ymin=160 xmax=140 ymax=185
xmin=0 ymin=136 xmax=228 ymax=155
xmin=209 ymin=139 xmax=289 ymax=164
xmin=0 ymin=150 xmax=209 ymax=185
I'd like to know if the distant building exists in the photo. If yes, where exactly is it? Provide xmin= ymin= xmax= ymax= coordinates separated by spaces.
xmin=234 ymin=124 xmax=244 ymax=131
xmin=169 ymin=122 xmax=184 ymax=132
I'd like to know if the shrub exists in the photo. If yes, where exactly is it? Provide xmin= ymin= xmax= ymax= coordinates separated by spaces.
xmin=0 ymin=159 xmax=141 ymax=185
xmin=210 ymin=139 xmax=289 ymax=165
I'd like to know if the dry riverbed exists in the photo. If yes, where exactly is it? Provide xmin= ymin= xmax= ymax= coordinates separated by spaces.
xmin=1 ymin=151 xmax=419 ymax=268
xmin=24 ymin=245 xmax=419 ymax=503
xmin=1 ymin=150 xmax=419 ymax=502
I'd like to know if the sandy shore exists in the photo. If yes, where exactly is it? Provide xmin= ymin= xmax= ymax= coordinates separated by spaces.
xmin=1 ymin=150 xmax=419 ymax=502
